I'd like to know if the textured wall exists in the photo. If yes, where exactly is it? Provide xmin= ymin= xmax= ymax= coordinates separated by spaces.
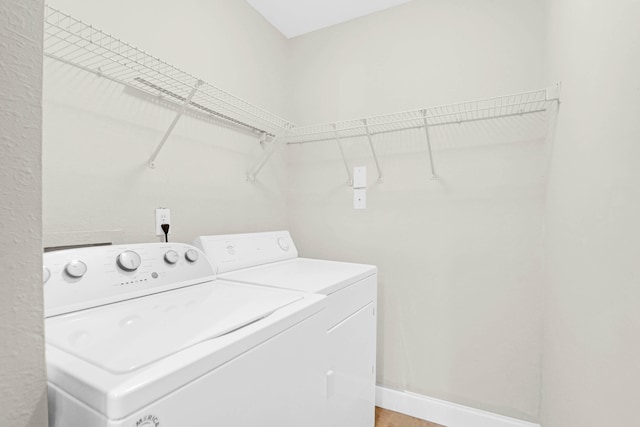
xmin=285 ymin=0 xmax=548 ymax=422
xmin=0 ymin=0 xmax=48 ymax=426
xmin=541 ymin=0 xmax=640 ymax=425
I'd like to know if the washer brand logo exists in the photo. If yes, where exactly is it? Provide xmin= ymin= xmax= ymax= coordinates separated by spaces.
xmin=135 ymin=414 xmax=160 ymax=427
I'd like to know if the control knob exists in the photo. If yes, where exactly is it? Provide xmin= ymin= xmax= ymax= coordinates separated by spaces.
xmin=43 ymin=266 xmax=51 ymax=284
xmin=278 ymin=237 xmax=290 ymax=251
xmin=65 ymin=260 xmax=87 ymax=278
xmin=185 ymin=249 xmax=199 ymax=263
xmin=117 ymin=251 xmax=142 ymax=271
xmin=164 ymin=250 xmax=179 ymax=265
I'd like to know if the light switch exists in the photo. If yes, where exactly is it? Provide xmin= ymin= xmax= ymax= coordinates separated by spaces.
xmin=354 ymin=189 xmax=366 ymax=209
xmin=353 ymin=166 xmax=367 ymax=188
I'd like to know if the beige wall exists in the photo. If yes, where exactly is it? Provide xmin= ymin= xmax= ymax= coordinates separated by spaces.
xmin=285 ymin=0 xmax=546 ymax=124
xmin=541 ymin=0 xmax=640 ymax=425
xmin=37 ymin=1 xmax=640 ymax=425
xmin=0 ymin=0 xmax=48 ymax=426
xmin=43 ymin=0 xmax=291 ymax=247
xmin=284 ymin=0 xmax=547 ymax=422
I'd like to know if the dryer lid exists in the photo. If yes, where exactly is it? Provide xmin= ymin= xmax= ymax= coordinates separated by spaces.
xmin=45 ymin=281 xmax=301 ymax=374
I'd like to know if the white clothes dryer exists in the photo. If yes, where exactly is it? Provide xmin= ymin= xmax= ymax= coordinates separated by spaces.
xmin=194 ymin=231 xmax=378 ymax=427
xmin=44 ymin=242 xmax=327 ymax=427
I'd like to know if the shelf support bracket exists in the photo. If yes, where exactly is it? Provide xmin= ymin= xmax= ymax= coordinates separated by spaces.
xmin=422 ymin=111 xmax=437 ymax=180
xmin=333 ymin=124 xmax=353 ymax=186
xmin=247 ymin=135 xmax=278 ymax=182
xmin=149 ymin=80 xmax=202 ymax=169
xmin=363 ymin=119 xmax=383 ymax=183
xmin=258 ymin=131 xmax=267 ymax=146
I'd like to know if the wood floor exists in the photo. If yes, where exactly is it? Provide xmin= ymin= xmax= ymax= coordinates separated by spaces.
xmin=375 ymin=407 xmax=445 ymax=427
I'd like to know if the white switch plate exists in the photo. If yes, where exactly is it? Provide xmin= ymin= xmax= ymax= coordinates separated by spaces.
xmin=155 ymin=208 xmax=171 ymax=236
xmin=354 ymin=189 xmax=366 ymax=209
xmin=353 ymin=166 xmax=367 ymax=188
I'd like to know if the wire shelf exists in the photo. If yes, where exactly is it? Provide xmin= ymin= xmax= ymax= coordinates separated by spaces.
xmin=43 ymin=5 xmax=559 ymax=179
xmin=43 ymin=5 xmax=295 ymax=138
xmin=281 ymin=88 xmax=559 ymax=145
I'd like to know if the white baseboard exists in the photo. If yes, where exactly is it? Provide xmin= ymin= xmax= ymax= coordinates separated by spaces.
xmin=375 ymin=386 xmax=540 ymax=427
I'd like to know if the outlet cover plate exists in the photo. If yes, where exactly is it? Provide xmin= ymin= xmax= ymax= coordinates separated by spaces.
xmin=155 ymin=208 xmax=171 ymax=236
xmin=354 ymin=189 xmax=366 ymax=209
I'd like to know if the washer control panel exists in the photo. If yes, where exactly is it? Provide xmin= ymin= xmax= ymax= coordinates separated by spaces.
xmin=43 ymin=243 xmax=215 ymax=317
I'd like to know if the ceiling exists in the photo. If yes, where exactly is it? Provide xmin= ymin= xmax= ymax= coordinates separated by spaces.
xmin=246 ymin=0 xmax=414 ymax=39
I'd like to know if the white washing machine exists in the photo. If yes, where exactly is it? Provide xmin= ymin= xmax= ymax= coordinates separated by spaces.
xmin=194 ymin=231 xmax=377 ymax=427
xmin=43 ymin=242 xmax=328 ymax=427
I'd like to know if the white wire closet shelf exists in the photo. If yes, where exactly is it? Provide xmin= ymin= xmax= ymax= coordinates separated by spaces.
xmin=281 ymin=88 xmax=560 ymax=145
xmin=281 ymin=87 xmax=559 ymax=182
xmin=43 ymin=5 xmax=295 ymax=141
xmin=43 ymin=5 xmax=559 ymax=180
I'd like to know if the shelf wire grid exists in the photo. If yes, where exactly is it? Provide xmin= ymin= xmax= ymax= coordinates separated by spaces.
xmin=43 ymin=5 xmax=295 ymax=138
xmin=282 ymin=88 xmax=559 ymax=145
xmin=43 ymin=6 xmax=559 ymax=148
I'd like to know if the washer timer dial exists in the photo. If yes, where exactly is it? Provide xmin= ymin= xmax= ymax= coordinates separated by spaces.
xmin=117 ymin=251 xmax=142 ymax=271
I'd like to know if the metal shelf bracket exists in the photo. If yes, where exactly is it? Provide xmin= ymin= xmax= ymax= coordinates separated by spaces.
xmin=149 ymin=80 xmax=202 ymax=169
xmin=247 ymin=135 xmax=278 ymax=182
xmin=258 ymin=131 xmax=267 ymax=146
xmin=363 ymin=119 xmax=383 ymax=183
xmin=421 ymin=110 xmax=437 ymax=180
xmin=333 ymin=124 xmax=353 ymax=186
xmin=545 ymin=82 xmax=562 ymax=104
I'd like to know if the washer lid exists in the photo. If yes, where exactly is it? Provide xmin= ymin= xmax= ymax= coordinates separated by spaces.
xmin=220 ymin=258 xmax=377 ymax=295
xmin=45 ymin=281 xmax=301 ymax=374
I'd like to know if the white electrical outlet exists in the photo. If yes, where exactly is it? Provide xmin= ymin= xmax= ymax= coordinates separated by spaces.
xmin=354 ymin=189 xmax=366 ymax=209
xmin=155 ymin=208 xmax=171 ymax=236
